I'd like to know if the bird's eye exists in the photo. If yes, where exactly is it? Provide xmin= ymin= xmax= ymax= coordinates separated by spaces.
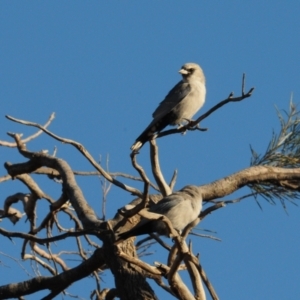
xmin=189 ymin=68 xmax=194 ymax=73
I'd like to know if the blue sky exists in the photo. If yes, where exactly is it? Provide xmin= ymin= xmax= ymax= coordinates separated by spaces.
xmin=0 ymin=1 xmax=300 ymax=299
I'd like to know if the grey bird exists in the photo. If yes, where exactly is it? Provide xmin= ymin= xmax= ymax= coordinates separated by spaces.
xmin=115 ymin=185 xmax=202 ymax=243
xmin=131 ymin=62 xmax=206 ymax=151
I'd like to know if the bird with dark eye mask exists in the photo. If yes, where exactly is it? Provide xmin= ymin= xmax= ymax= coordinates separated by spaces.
xmin=115 ymin=185 xmax=202 ymax=243
xmin=131 ymin=62 xmax=206 ymax=151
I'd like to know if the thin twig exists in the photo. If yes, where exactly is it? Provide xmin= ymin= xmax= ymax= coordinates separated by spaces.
xmin=169 ymin=169 xmax=177 ymax=191
xmin=0 ymin=227 xmax=100 ymax=244
xmin=118 ymin=152 xmax=151 ymax=218
xmin=5 ymin=115 xmax=142 ymax=197
xmin=0 ymin=113 xmax=55 ymax=147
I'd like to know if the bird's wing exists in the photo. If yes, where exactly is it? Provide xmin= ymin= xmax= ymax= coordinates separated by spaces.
xmin=152 ymin=81 xmax=191 ymax=120
xmin=150 ymin=194 xmax=183 ymax=214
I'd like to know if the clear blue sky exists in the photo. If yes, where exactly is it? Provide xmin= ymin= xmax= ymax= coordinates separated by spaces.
xmin=0 ymin=2 xmax=299 ymax=299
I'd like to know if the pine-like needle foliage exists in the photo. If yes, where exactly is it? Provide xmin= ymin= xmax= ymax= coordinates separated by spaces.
xmin=250 ymin=99 xmax=300 ymax=208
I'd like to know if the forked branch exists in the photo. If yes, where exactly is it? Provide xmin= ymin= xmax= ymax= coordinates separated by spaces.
xmin=150 ymin=139 xmax=172 ymax=196
xmin=5 ymin=115 xmax=142 ymax=197
xmin=0 ymin=113 xmax=55 ymax=147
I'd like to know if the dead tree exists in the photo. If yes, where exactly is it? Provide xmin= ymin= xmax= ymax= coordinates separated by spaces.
xmin=0 ymin=78 xmax=299 ymax=300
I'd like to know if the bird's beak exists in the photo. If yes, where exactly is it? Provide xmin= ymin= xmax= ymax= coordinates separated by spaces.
xmin=179 ymin=68 xmax=188 ymax=75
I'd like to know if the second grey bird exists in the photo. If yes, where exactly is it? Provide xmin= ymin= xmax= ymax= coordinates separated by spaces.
xmin=115 ymin=185 xmax=202 ymax=243
xmin=131 ymin=62 xmax=206 ymax=151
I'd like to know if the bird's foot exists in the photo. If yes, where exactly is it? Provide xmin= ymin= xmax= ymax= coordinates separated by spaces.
xmin=182 ymin=119 xmax=208 ymax=132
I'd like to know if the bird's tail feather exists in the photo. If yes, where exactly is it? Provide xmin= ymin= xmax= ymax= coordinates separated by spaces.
xmin=130 ymin=114 xmax=174 ymax=151
xmin=130 ymin=141 xmax=143 ymax=151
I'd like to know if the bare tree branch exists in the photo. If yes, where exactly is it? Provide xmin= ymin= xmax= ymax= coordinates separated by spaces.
xmin=0 ymin=113 xmax=55 ymax=147
xmin=117 ymin=250 xmax=162 ymax=276
xmin=0 ymin=227 xmax=99 ymax=244
xmin=183 ymin=243 xmax=206 ymax=300
xmin=150 ymin=139 xmax=172 ymax=196
xmin=156 ymin=75 xmax=255 ymax=139
xmin=2 ymin=100 xmax=300 ymax=300
xmin=200 ymin=165 xmax=300 ymax=201
xmin=5 ymin=115 xmax=142 ymax=197
xmin=4 ymin=133 xmax=102 ymax=229
xmin=0 ymin=248 xmax=105 ymax=299
xmin=169 ymin=169 xmax=178 ymax=191
xmin=155 ymin=262 xmax=195 ymax=300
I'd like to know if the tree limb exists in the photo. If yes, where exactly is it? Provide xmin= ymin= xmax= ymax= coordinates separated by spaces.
xmin=4 ymin=134 xmax=101 ymax=229
xmin=0 ymin=248 xmax=105 ymax=299
xmin=200 ymin=165 xmax=300 ymax=201
xmin=5 ymin=115 xmax=142 ymax=197
xmin=150 ymin=139 xmax=172 ymax=196
xmin=0 ymin=113 xmax=55 ymax=147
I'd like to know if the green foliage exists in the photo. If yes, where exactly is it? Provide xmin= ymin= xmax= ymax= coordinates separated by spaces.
xmin=250 ymin=98 xmax=300 ymax=208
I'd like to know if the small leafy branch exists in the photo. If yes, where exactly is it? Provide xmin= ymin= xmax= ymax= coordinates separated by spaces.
xmin=250 ymin=98 xmax=300 ymax=207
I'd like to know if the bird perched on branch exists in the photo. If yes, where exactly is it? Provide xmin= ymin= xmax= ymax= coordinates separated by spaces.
xmin=131 ymin=62 xmax=206 ymax=151
xmin=115 ymin=185 xmax=202 ymax=243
